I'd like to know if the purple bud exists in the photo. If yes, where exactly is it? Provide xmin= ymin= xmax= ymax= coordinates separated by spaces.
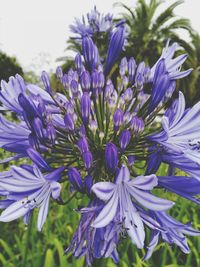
xmin=65 ymin=102 xmax=74 ymax=114
xmin=79 ymin=124 xmax=86 ymax=136
xmin=70 ymin=80 xmax=79 ymax=97
xmin=75 ymin=53 xmax=82 ymax=72
xmin=77 ymin=136 xmax=89 ymax=153
xmin=46 ymin=123 xmax=56 ymax=144
xmin=135 ymin=73 xmax=144 ymax=90
xmin=130 ymin=116 xmax=144 ymax=135
xmin=18 ymin=93 xmax=39 ymax=120
xmin=64 ymin=113 xmax=74 ymax=131
xmin=124 ymin=111 xmax=132 ymax=124
xmin=56 ymin=66 xmax=63 ymax=80
xmin=104 ymin=82 xmax=114 ymax=99
xmin=80 ymin=71 xmax=91 ymax=91
xmin=41 ymin=71 xmax=51 ymax=93
xmin=82 ymin=151 xmax=93 ymax=169
xmin=81 ymin=92 xmax=91 ymax=124
xmin=82 ymin=36 xmax=99 ymax=71
xmin=120 ymin=57 xmax=128 ymax=76
xmin=128 ymin=155 xmax=135 ymax=166
xmin=91 ymin=70 xmax=99 ymax=89
xmin=68 ymin=167 xmax=83 ymax=192
xmin=105 ymin=25 xmax=125 ymax=75
xmin=98 ymin=72 xmax=105 ymax=88
xmin=32 ymin=117 xmax=45 ymax=140
xmin=83 ymin=175 xmax=93 ymax=195
xmin=26 ymin=148 xmax=51 ymax=171
xmin=144 ymin=66 xmax=150 ymax=81
xmin=89 ymin=120 xmax=97 ymax=133
xmin=124 ymin=87 xmax=133 ymax=101
xmin=113 ymin=108 xmax=123 ymax=131
xmin=62 ymin=74 xmax=70 ymax=90
xmin=128 ymin=57 xmax=137 ymax=83
xmin=105 ymin=142 xmax=118 ymax=172
xmin=119 ymin=130 xmax=131 ymax=150
xmin=28 ymin=133 xmax=39 ymax=150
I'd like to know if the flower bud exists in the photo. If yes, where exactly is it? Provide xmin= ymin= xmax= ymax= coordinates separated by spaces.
xmin=32 ymin=117 xmax=45 ymax=140
xmin=105 ymin=25 xmax=125 ymax=75
xmin=80 ymin=71 xmax=91 ymax=92
xmin=105 ymin=142 xmax=118 ymax=172
xmin=128 ymin=57 xmax=137 ymax=83
xmin=79 ymin=124 xmax=86 ymax=136
xmin=89 ymin=120 xmax=97 ymax=134
xmin=56 ymin=66 xmax=63 ymax=80
xmin=128 ymin=155 xmax=135 ymax=166
xmin=120 ymin=57 xmax=128 ymax=76
xmin=82 ymin=36 xmax=99 ymax=71
xmin=119 ymin=130 xmax=131 ymax=150
xmin=81 ymin=92 xmax=91 ymax=124
xmin=75 ymin=53 xmax=82 ymax=72
xmin=77 ymin=136 xmax=89 ymax=153
xmin=68 ymin=167 xmax=83 ymax=192
xmin=41 ymin=71 xmax=51 ymax=93
xmin=82 ymin=151 xmax=93 ymax=169
xmin=113 ymin=108 xmax=123 ymax=131
xmin=64 ymin=113 xmax=75 ymax=131
xmin=130 ymin=116 xmax=144 ymax=135
xmin=91 ymin=70 xmax=98 ymax=89
xmin=98 ymin=72 xmax=105 ymax=88
xmin=46 ymin=123 xmax=56 ymax=144
xmin=70 ymin=80 xmax=79 ymax=97
xmin=83 ymin=175 xmax=93 ymax=195
xmin=124 ymin=88 xmax=133 ymax=101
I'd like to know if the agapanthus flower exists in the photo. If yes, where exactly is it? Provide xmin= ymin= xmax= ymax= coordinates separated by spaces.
xmin=0 ymin=20 xmax=199 ymax=266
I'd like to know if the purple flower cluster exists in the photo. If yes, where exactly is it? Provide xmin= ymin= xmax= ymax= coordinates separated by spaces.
xmin=0 ymin=21 xmax=199 ymax=265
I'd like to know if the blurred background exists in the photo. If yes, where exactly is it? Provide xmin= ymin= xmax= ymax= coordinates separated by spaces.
xmin=0 ymin=0 xmax=200 ymax=266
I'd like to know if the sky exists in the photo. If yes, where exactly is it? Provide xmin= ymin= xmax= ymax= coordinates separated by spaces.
xmin=0 ymin=0 xmax=199 ymax=74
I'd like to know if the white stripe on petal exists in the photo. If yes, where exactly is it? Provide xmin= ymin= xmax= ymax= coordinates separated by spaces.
xmin=91 ymin=189 xmax=118 ymax=228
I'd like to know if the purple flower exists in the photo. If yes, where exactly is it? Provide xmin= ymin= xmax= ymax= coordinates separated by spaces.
xmin=0 ymin=165 xmax=64 ymax=231
xmin=150 ymin=41 xmax=192 ymax=81
xmin=105 ymin=142 xmax=118 ymax=172
xmin=150 ymin=92 xmax=200 ymax=165
xmin=144 ymin=211 xmax=200 ymax=260
xmin=149 ymin=59 xmax=174 ymax=113
xmin=92 ymin=165 xmax=174 ymax=248
xmin=0 ymin=115 xmax=30 ymax=156
xmin=158 ymin=175 xmax=200 ymax=204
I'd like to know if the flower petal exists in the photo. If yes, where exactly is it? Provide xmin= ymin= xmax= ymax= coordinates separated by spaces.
xmin=92 ymin=189 xmax=118 ymax=228
xmin=92 ymin=182 xmax=116 ymax=201
xmin=127 ymin=175 xmax=158 ymax=190
xmin=128 ymin=187 xmax=174 ymax=211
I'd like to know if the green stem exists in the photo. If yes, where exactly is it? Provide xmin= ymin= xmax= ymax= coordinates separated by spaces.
xmin=23 ymin=213 xmax=34 ymax=266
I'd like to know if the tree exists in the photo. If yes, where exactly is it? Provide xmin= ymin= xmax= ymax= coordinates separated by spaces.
xmin=0 ymin=51 xmax=23 ymax=81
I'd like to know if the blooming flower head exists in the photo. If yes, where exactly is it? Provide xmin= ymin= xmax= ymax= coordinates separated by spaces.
xmin=0 ymin=15 xmax=199 ymax=266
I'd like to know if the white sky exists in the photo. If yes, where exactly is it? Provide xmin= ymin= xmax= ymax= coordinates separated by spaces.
xmin=0 ymin=0 xmax=199 ymax=74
